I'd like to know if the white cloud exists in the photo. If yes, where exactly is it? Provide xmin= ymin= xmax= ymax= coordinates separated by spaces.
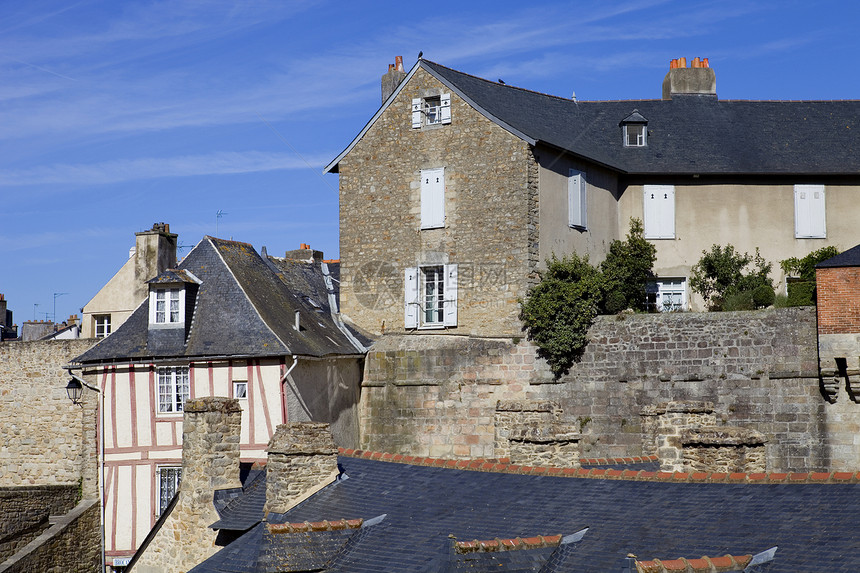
xmin=0 ymin=150 xmax=331 ymax=187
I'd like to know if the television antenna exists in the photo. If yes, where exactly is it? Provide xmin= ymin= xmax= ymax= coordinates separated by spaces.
xmin=53 ymin=292 xmax=68 ymax=322
xmin=216 ymin=210 xmax=228 ymax=237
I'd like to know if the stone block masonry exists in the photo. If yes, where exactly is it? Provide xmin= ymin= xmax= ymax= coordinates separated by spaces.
xmin=361 ymin=308 xmax=857 ymax=471
xmin=0 ymin=339 xmax=97 ymax=489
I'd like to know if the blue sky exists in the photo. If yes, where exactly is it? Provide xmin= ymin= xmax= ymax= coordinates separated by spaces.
xmin=1 ymin=0 xmax=858 ymax=325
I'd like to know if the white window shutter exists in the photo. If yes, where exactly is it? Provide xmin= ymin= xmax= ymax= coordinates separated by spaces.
xmin=440 ymin=93 xmax=451 ymax=124
xmin=643 ymin=185 xmax=674 ymax=239
xmin=420 ymin=168 xmax=445 ymax=229
xmin=795 ymin=184 xmax=826 ymax=238
xmin=404 ymin=267 xmax=419 ymax=328
xmin=568 ymin=169 xmax=587 ymax=228
xmin=412 ymin=98 xmax=422 ymax=129
xmin=443 ymin=264 xmax=458 ymax=327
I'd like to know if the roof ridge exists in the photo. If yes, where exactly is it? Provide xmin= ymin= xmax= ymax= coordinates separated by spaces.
xmin=455 ymin=534 xmax=562 ymax=554
xmin=636 ymin=553 xmax=752 ymax=573
xmin=267 ymin=518 xmax=363 ymax=533
xmin=338 ymin=448 xmax=860 ymax=483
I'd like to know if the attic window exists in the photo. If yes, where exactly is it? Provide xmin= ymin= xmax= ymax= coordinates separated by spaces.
xmin=620 ymin=109 xmax=648 ymax=147
xmin=412 ymin=94 xmax=451 ymax=128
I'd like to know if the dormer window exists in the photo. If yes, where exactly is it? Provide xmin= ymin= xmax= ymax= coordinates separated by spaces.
xmin=412 ymin=93 xmax=451 ymax=128
xmin=154 ymin=288 xmax=182 ymax=324
xmin=620 ymin=110 xmax=648 ymax=147
xmin=146 ymin=269 xmax=201 ymax=328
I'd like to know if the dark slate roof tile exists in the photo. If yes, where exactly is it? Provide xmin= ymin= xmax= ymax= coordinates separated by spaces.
xmin=816 ymin=244 xmax=860 ymax=268
xmin=420 ymin=60 xmax=860 ymax=176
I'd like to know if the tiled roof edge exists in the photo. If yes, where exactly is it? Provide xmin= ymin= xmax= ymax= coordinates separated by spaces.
xmin=337 ymin=448 xmax=860 ymax=484
xmin=636 ymin=553 xmax=752 ymax=573
xmin=267 ymin=518 xmax=363 ymax=534
xmin=455 ymin=534 xmax=561 ymax=554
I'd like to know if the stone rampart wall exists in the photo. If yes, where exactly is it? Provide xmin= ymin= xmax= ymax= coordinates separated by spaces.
xmin=361 ymin=308 xmax=857 ymax=472
xmin=0 ymin=340 xmax=97 ymax=487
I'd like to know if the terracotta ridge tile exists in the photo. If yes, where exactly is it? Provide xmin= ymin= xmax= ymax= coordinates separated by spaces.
xmin=455 ymin=533 xmax=562 ymax=554
xmin=636 ymin=553 xmax=752 ymax=572
xmin=267 ymin=518 xmax=363 ymax=534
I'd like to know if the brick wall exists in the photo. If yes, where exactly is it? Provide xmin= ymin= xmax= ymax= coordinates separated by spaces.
xmin=816 ymin=266 xmax=860 ymax=334
xmin=0 ymin=340 xmax=97 ymax=488
xmin=338 ymin=67 xmax=535 ymax=337
xmin=361 ymin=308 xmax=858 ymax=472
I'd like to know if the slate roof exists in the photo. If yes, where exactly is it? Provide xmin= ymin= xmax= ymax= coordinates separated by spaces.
xmin=816 ymin=244 xmax=860 ymax=268
xmin=189 ymin=454 xmax=860 ymax=572
xmin=75 ymin=237 xmax=366 ymax=364
xmin=326 ymin=60 xmax=860 ymax=176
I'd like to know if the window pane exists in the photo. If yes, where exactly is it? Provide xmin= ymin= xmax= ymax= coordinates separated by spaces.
xmin=158 ymin=369 xmax=172 ymax=412
xmin=175 ymin=367 xmax=189 ymax=412
xmin=169 ymin=290 xmax=180 ymax=322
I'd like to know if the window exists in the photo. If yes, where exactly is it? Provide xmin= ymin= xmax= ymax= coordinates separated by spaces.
xmin=624 ymin=124 xmax=646 ymax=147
xmin=420 ymin=167 xmax=445 ymax=229
xmin=157 ymin=466 xmax=181 ymax=516
xmin=568 ymin=169 xmax=587 ymax=229
xmin=643 ymin=185 xmax=675 ymax=239
xmin=94 ymin=314 xmax=111 ymax=338
xmin=411 ymin=94 xmax=451 ymax=128
xmin=646 ymin=279 xmax=686 ymax=312
xmin=233 ymin=381 xmax=248 ymax=399
xmin=157 ymin=366 xmax=189 ymax=413
xmin=149 ymin=288 xmax=183 ymax=325
xmin=404 ymin=264 xmax=458 ymax=328
xmin=794 ymin=184 xmax=826 ymax=238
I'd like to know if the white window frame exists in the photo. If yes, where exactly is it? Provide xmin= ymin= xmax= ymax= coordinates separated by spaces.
xmin=157 ymin=366 xmax=189 ymax=414
xmin=405 ymin=264 xmax=457 ymax=329
xmin=232 ymin=380 xmax=248 ymax=400
xmin=794 ymin=184 xmax=826 ymax=238
xmin=411 ymin=94 xmax=451 ymax=128
xmin=420 ymin=167 xmax=445 ymax=229
xmin=643 ymin=184 xmax=675 ymax=239
xmin=624 ymin=124 xmax=647 ymax=147
xmin=94 ymin=314 xmax=111 ymax=338
xmin=646 ymin=278 xmax=686 ymax=312
xmin=149 ymin=287 xmax=184 ymax=325
xmin=568 ymin=169 xmax=587 ymax=229
xmin=156 ymin=466 xmax=181 ymax=516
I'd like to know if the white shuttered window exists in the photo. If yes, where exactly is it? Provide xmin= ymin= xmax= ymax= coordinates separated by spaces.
xmin=643 ymin=185 xmax=675 ymax=239
xmin=404 ymin=264 xmax=458 ymax=328
xmin=420 ymin=168 xmax=445 ymax=229
xmin=794 ymin=184 xmax=826 ymax=238
xmin=568 ymin=169 xmax=587 ymax=229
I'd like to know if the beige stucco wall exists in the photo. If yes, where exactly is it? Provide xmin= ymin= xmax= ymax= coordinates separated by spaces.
xmin=536 ymin=148 xmax=622 ymax=266
xmin=619 ymin=181 xmax=860 ymax=309
xmin=338 ymin=67 xmax=535 ymax=337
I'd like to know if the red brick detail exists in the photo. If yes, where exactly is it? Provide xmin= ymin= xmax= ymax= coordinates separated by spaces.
xmin=817 ymin=267 xmax=860 ymax=334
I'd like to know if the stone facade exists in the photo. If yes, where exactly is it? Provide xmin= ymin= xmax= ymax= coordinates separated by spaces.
xmin=338 ymin=67 xmax=536 ymax=337
xmin=135 ymin=397 xmax=242 ymax=573
xmin=264 ymin=423 xmax=339 ymax=514
xmin=640 ymin=401 xmax=717 ymax=466
xmin=679 ymin=427 xmax=767 ymax=474
xmin=0 ymin=339 xmax=97 ymax=488
xmin=360 ymin=308 xmax=857 ymax=472
xmin=494 ymin=401 xmax=581 ymax=467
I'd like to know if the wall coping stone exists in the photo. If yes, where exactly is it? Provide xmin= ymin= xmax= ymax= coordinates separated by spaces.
xmin=508 ymin=424 xmax=580 ymax=444
xmin=267 ymin=423 xmax=338 ymax=456
xmin=184 ymin=396 xmax=242 ymax=414
xmin=337 ymin=448 xmax=860 ymax=484
xmin=640 ymin=401 xmax=715 ymax=417
xmin=680 ymin=427 xmax=768 ymax=446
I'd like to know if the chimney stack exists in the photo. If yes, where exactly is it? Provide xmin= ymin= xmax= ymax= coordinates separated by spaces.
xmin=662 ymin=57 xmax=716 ymax=100
xmin=381 ymin=55 xmax=407 ymax=103
xmin=264 ymin=423 xmax=339 ymax=515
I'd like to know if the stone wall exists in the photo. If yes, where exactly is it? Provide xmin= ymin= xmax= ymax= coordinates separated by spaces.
xmin=680 ymin=427 xmax=767 ymax=474
xmin=338 ymin=66 xmax=535 ymax=337
xmin=0 ymin=339 xmax=97 ymax=488
xmin=0 ymin=499 xmax=100 ymax=573
xmin=0 ymin=486 xmax=76 ymax=564
xmin=360 ymin=308 xmax=857 ymax=472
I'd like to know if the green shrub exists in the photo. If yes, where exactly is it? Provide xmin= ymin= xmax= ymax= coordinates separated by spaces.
xmin=780 ymin=246 xmax=840 ymax=306
xmin=600 ymin=218 xmax=656 ymax=314
xmin=519 ymin=253 xmax=604 ymax=379
xmin=690 ymin=245 xmax=774 ymax=311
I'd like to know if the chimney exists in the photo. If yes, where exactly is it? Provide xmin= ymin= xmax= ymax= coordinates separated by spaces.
xmin=284 ymin=243 xmax=324 ymax=263
xmin=381 ymin=55 xmax=407 ymax=103
xmin=133 ymin=222 xmax=179 ymax=302
xmin=662 ymin=57 xmax=716 ymax=100
xmin=264 ymin=423 xmax=339 ymax=515
xmin=135 ymin=397 xmax=242 ymax=572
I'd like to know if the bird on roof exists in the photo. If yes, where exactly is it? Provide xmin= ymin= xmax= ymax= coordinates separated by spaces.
xmin=418 ymin=51 xmax=423 ymax=59
xmin=498 ymin=79 xmax=505 ymax=84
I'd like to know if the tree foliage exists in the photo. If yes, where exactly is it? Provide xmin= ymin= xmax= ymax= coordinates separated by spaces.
xmin=519 ymin=253 xmax=603 ymax=379
xmin=600 ymin=218 xmax=656 ymax=314
xmin=779 ymin=245 xmax=840 ymax=306
xmin=690 ymin=245 xmax=774 ymax=311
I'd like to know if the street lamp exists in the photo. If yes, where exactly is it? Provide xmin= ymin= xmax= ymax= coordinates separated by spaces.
xmin=66 ymin=378 xmax=83 ymax=404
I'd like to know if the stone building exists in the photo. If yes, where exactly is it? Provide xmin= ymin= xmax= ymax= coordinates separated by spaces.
xmin=73 ymin=237 xmax=367 ymax=569
xmin=327 ymin=57 xmax=860 ymax=336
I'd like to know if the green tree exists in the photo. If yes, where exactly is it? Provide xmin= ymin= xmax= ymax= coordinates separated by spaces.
xmin=519 ymin=253 xmax=604 ymax=379
xmin=779 ymin=245 xmax=840 ymax=306
xmin=690 ymin=245 xmax=774 ymax=311
xmin=600 ymin=218 xmax=656 ymax=313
